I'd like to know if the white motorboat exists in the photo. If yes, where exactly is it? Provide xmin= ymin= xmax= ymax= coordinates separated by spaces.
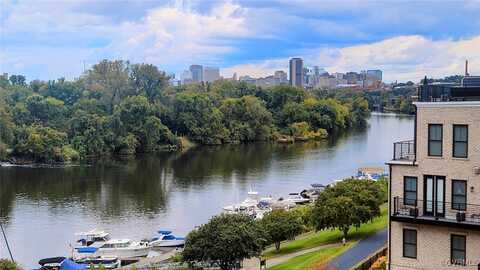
xmin=75 ymin=229 xmax=111 ymax=248
xmin=76 ymin=239 xmax=150 ymax=260
xmin=285 ymin=193 xmax=311 ymax=205
xmin=149 ymin=230 xmax=185 ymax=248
xmin=223 ymin=190 xmax=273 ymax=219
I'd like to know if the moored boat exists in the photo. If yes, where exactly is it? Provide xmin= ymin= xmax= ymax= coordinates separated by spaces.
xmin=149 ymin=230 xmax=185 ymax=248
xmin=75 ymin=239 xmax=150 ymax=260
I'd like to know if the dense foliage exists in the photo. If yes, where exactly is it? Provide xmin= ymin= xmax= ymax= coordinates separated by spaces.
xmin=311 ymin=179 xmax=384 ymax=238
xmin=0 ymin=60 xmax=370 ymax=163
xmin=0 ymin=260 xmax=21 ymax=270
xmin=182 ymin=214 xmax=265 ymax=270
xmin=259 ymin=209 xmax=303 ymax=251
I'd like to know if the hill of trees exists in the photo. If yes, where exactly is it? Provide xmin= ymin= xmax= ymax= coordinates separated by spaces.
xmin=0 ymin=60 xmax=369 ymax=163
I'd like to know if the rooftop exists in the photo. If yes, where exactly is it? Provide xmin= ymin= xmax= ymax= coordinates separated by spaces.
xmin=418 ymin=76 xmax=480 ymax=102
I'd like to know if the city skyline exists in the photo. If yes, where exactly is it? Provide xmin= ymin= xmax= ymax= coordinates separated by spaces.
xmin=1 ymin=0 xmax=480 ymax=82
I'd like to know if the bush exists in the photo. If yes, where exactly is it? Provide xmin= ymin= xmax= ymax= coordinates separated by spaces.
xmin=0 ymin=260 xmax=21 ymax=270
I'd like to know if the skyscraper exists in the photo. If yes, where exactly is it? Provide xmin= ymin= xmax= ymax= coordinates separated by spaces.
xmin=189 ymin=65 xmax=203 ymax=83
xmin=203 ymin=66 xmax=220 ymax=83
xmin=289 ymin=58 xmax=304 ymax=88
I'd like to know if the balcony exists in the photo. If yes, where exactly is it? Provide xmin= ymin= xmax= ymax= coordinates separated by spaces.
xmin=392 ymin=197 xmax=480 ymax=230
xmin=391 ymin=140 xmax=415 ymax=164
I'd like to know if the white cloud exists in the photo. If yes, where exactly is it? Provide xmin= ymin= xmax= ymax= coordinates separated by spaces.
xmin=322 ymin=35 xmax=480 ymax=82
xmin=103 ymin=1 xmax=251 ymax=69
xmin=222 ymin=58 xmax=287 ymax=78
xmin=224 ymin=35 xmax=480 ymax=82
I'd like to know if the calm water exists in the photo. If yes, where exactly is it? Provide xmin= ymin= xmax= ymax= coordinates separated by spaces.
xmin=0 ymin=113 xmax=413 ymax=268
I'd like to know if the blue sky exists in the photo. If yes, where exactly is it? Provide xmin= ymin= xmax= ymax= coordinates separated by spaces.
xmin=1 ymin=0 xmax=480 ymax=82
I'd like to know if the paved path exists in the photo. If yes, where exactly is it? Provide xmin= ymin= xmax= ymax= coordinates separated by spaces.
xmin=242 ymin=243 xmax=341 ymax=270
xmin=328 ymin=229 xmax=387 ymax=270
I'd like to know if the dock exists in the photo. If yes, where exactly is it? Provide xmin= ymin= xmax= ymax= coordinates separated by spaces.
xmin=118 ymin=249 xmax=179 ymax=270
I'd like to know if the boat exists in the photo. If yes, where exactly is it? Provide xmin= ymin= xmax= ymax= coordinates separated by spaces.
xmin=75 ymin=229 xmax=111 ymax=248
xmin=75 ymin=239 xmax=150 ymax=260
xmin=285 ymin=193 xmax=311 ymax=205
xmin=38 ymin=257 xmax=66 ymax=270
xmin=38 ymin=257 xmax=87 ymax=270
xmin=149 ymin=230 xmax=185 ymax=248
xmin=223 ymin=190 xmax=273 ymax=219
xmin=75 ymin=256 xmax=121 ymax=269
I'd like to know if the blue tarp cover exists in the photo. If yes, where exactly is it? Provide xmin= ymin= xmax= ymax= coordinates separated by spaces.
xmin=75 ymin=247 xmax=98 ymax=253
xmin=60 ymin=259 xmax=87 ymax=270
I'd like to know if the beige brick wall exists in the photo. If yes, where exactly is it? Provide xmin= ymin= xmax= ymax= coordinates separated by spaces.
xmin=390 ymin=222 xmax=480 ymax=270
xmin=389 ymin=102 xmax=480 ymax=269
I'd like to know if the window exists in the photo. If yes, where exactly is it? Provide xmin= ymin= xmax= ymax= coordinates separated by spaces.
xmin=451 ymin=234 xmax=466 ymax=265
xmin=428 ymin=124 xmax=443 ymax=156
xmin=403 ymin=229 xmax=417 ymax=259
xmin=453 ymin=125 xmax=468 ymax=158
xmin=452 ymin=180 xmax=467 ymax=211
xmin=404 ymin=177 xmax=417 ymax=206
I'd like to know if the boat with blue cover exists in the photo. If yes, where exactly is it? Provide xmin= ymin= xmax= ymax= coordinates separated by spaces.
xmin=149 ymin=230 xmax=185 ymax=248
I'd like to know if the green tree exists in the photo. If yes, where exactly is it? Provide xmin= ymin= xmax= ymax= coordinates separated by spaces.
xmin=112 ymin=96 xmax=177 ymax=153
xmin=85 ymin=60 xmax=132 ymax=113
xmin=260 ymin=209 xmax=303 ymax=251
xmin=13 ymin=124 xmax=75 ymax=162
xmin=130 ymin=63 xmax=169 ymax=102
xmin=311 ymin=179 xmax=383 ymax=238
xmin=182 ymin=214 xmax=265 ymax=270
xmin=173 ymin=92 xmax=227 ymax=144
xmin=220 ymin=96 xmax=273 ymax=142
xmin=25 ymin=95 xmax=66 ymax=128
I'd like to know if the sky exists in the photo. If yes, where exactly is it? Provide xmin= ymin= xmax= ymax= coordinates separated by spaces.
xmin=1 ymin=0 xmax=480 ymax=82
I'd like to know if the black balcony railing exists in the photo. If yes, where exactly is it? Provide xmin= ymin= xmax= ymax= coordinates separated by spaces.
xmin=393 ymin=140 xmax=415 ymax=161
xmin=393 ymin=197 xmax=480 ymax=225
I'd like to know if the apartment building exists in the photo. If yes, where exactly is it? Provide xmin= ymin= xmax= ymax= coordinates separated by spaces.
xmin=388 ymin=76 xmax=480 ymax=269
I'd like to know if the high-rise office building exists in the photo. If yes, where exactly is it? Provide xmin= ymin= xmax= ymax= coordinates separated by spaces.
xmin=189 ymin=65 xmax=203 ymax=83
xmin=289 ymin=58 xmax=304 ymax=88
xmin=204 ymin=66 xmax=220 ymax=83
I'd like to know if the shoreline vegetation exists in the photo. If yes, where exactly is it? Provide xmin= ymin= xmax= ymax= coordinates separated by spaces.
xmin=0 ymin=60 xmax=369 ymax=165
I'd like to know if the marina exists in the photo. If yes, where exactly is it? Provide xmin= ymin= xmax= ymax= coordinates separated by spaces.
xmin=0 ymin=113 xmax=413 ymax=267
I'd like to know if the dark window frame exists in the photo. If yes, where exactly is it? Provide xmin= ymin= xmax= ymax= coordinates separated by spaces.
xmin=453 ymin=124 xmax=468 ymax=158
xmin=428 ymin=124 xmax=443 ymax=157
xmin=403 ymin=229 xmax=417 ymax=259
xmin=452 ymin=180 xmax=467 ymax=211
xmin=451 ymin=234 xmax=466 ymax=265
xmin=403 ymin=176 xmax=418 ymax=206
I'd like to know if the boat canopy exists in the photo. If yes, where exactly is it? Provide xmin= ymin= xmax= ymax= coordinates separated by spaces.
xmin=39 ymin=257 xmax=66 ymax=266
xmin=60 ymin=259 xmax=87 ymax=270
xmin=75 ymin=247 xmax=98 ymax=253
xmin=158 ymin=230 xmax=172 ymax=235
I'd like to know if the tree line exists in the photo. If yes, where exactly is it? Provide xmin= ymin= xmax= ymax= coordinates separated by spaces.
xmin=0 ymin=60 xmax=369 ymax=163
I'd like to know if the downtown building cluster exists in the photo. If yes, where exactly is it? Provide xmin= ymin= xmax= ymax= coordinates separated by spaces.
xmin=173 ymin=57 xmax=383 ymax=91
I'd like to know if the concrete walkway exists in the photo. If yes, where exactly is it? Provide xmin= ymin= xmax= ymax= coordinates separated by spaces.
xmin=242 ymin=243 xmax=341 ymax=270
xmin=328 ymin=229 xmax=387 ymax=270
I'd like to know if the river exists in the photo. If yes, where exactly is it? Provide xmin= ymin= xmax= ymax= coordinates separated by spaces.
xmin=0 ymin=113 xmax=413 ymax=267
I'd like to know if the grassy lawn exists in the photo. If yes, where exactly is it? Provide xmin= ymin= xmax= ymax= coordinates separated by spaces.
xmin=263 ymin=204 xmax=387 ymax=258
xmin=266 ymin=242 xmax=356 ymax=270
